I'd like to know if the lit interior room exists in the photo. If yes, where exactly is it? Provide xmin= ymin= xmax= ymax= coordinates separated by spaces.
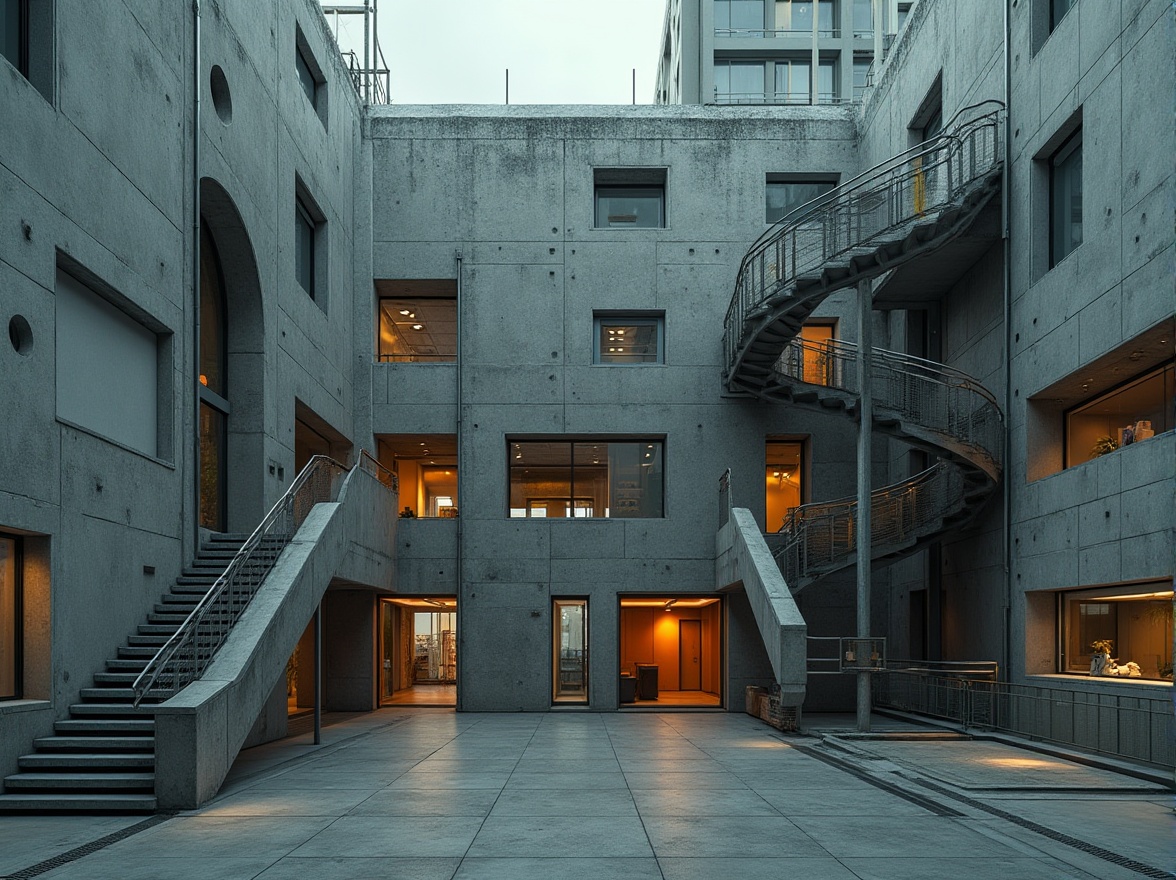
xmin=380 ymin=597 xmax=457 ymax=705
xmin=377 ymin=434 xmax=458 ymax=518
xmin=765 ymin=439 xmax=804 ymax=533
xmin=619 ymin=597 xmax=722 ymax=707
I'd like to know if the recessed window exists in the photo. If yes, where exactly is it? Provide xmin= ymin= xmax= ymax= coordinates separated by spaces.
xmin=1059 ymin=583 xmax=1173 ymax=681
xmin=1 ymin=0 xmax=27 ymax=76
xmin=376 ymin=280 xmax=458 ymax=363
xmin=715 ymin=60 xmax=766 ymax=104
xmin=594 ymin=314 xmax=664 ymax=365
xmin=0 ymin=533 xmax=21 ymax=700
xmin=766 ymin=177 xmax=837 ymax=224
xmin=852 ymin=0 xmax=873 ymax=37
xmin=766 ymin=438 xmax=805 ymax=532
xmin=55 ymin=267 xmax=167 ymax=458
xmin=852 ymin=57 xmax=871 ymax=101
xmin=1050 ymin=0 xmax=1076 ymax=32
xmin=595 ymin=186 xmax=665 ymax=228
xmin=294 ymin=183 xmax=326 ymax=309
xmin=1050 ymin=128 xmax=1082 ymax=267
xmin=1065 ymin=362 xmax=1174 ymax=468
xmin=294 ymin=24 xmax=327 ymax=126
xmin=509 ymin=440 xmax=664 ymax=518
xmin=378 ymin=434 xmax=458 ymax=518
xmin=714 ymin=0 xmax=764 ymax=35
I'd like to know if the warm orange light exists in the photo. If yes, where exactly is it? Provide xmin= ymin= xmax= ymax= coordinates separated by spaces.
xmin=981 ymin=757 xmax=1062 ymax=770
xmin=199 ymin=374 xmax=208 ymax=386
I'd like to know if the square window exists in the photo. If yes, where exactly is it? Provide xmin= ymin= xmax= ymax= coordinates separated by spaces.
xmin=765 ymin=177 xmax=837 ymax=224
xmin=715 ymin=0 xmax=765 ymax=35
xmin=715 ymin=60 xmax=767 ymax=104
xmin=1049 ymin=128 xmax=1082 ymax=267
xmin=377 ymin=285 xmax=458 ymax=363
xmin=594 ymin=315 xmax=664 ymax=365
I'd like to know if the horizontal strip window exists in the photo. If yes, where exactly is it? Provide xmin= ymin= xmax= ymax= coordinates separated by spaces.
xmin=509 ymin=440 xmax=664 ymax=518
xmin=1065 ymin=361 xmax=1174 ymax=468
xmin=1059 ymin=583 xmax=1173 ymax=681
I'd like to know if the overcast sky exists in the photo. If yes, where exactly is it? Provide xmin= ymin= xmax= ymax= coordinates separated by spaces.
xmin=322 ymin=0 xmax=668 ymax=105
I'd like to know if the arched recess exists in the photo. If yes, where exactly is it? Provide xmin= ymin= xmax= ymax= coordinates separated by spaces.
xmin=200 ymin=177 xmax=266 ymax=533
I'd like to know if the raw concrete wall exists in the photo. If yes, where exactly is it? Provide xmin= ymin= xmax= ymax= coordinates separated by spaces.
xmin=365 ymin=105 xmax=861 ymax=711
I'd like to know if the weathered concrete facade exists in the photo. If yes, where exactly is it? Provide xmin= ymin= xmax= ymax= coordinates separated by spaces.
xmin=0 ymin=0 xmax=1172 ymax=805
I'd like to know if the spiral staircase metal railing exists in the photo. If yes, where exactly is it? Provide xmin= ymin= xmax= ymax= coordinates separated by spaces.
xmin=723 ymin=100 xmax=1006 ymax=592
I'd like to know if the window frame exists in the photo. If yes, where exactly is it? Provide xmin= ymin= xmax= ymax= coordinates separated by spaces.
xmin=592 ymin=313 xmax=665 ymax=365
xmin=294 ymin=24 xmax=328 ymax=127
xmin=552 ymin=597 xmax=589 ymax=704
xmin=765 ymin=175 xmax=839 ymax=225
xmin=593 ymin=169 xmax=668 ymax=229
xmin=594 ymin=185 xmax=666 ymax=229
xmin=1049 ymin=128 xmax=1083 ymax=268
xmin=508 ymin=438 xmax=666 ymax=520
xmin=1062 ymin=360 xmax=1175 ymax=469
xmin=765 ymin=436 xmax=807 ymax=533
xmin=1056 ymin=582 xmax=1174 ymax=681
xmin=294 ymin=180 xmax=327 ymax=310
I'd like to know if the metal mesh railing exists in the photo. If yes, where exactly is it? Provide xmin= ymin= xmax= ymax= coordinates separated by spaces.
xmin=875 ymin=672 xmax=1175 ymax=769
xmin=774 ymin=336 xmax=1003 ymax=471
xmin=131 ymin=453 xmax=394 ymax=706
xmin=773 ymin=462 xmax=965 ymax=586
xmin=724 ymin=100 xmax=1004 ymax=378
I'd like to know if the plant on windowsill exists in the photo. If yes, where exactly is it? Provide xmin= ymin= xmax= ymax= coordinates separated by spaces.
xmin=1089 ymin=639 xmax=1113 ymax=676
xmin=1090 ymin=436 xmax=1118 ymax=457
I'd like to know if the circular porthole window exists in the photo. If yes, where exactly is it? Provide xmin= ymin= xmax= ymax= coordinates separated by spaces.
xmin=9 ymin=315 xmax=33 ymax=356
xmin=210 ymin=65 xmax=233 ymax=124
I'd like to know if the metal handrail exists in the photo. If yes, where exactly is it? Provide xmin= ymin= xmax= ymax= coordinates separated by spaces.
xmin=773 ymin=336 xmax=1004 ymax=470
xmin=725 ymin=100 xmax=1005 ymax=378
xmin=131 ymin=452 xmax=394 ymax=706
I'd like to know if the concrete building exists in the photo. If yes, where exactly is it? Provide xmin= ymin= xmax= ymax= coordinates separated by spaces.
xmin=0 ymin=0 xmax=1171 ymax=811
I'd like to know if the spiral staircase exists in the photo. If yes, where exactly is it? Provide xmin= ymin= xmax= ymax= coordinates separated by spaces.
xmin=723 ymin=101 xmax=1006 ymax=592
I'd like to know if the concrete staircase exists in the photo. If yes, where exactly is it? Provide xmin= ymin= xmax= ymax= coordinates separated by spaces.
xmin=0 ymin=534 xmax=267 ymax=813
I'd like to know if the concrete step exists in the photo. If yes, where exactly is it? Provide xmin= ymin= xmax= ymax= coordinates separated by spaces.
xmin=118 ymin=646 xmax=161 ymax=659
xmin=19 ymin=753 xmax=155 ymax=770
xmin=127 ymin=634 xmax=170 ymax=647
xmin=105 ymin=659 xmax=149 ymax=674
xmin=4 ymin=772 xmax=154 ymax=791
xmin=79 ymin=687 xmax=168 ymax=703
xmin=67 ymin=703 xmax=157 ymax=717
xmin=136 ymin=624 xmax=181 ymax=636
xmin=55 ymin=719 xmax=154 ymax=734
xmin=0 ymin=793 xmax=157 ymax=812
xmin=94 ymin=672 xmax=147 ymax=686
xmin=33 ymin=735 xmax=154 ymax=751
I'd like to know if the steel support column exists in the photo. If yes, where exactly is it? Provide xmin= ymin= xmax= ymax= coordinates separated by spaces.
xmin=856 ymin=278 xmax=874 ymax=733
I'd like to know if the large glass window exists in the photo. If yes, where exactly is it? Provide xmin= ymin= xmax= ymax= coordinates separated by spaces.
xmin=1049 ymin=128 xmax=1082 ymax=267
xmin=765 ymin=439 xmax=805 ymax=531
xmin=766 ymin=177 xmax=837 ymax=223
xmin=715 ymin=0 xmax=765 ymax=34
xmin=0 ymin=534 xmax=20 ymax=700
xmin=509 ymin=440 xmax=664 ymax=518
xmin=853 ymin=0 xmax=873 ymax=37
xmin=378 ymin=296 xmax=457 ymax=362
xmin=378 ymin=434 xmax=458 ymax=518
xmin=1065 ymin=362 xmax=1175 ymax=468
xmin=594 ymin=314 xmax=664 ymax=364
xmin=553 ymin=599 xmax=588 ymax=703
xmin=1 ymin=0 xmax=27 ymax=75
xmin=1060 ymin=584 xmax=1173 ymax=681
xmin=852 ymin=57 xmax=871 ymax=102
xmin=775 ymin=0 xmax=836 ymax=34
xmin=773 ymin=59 xmax=810 ymax=104
xmin=715 ymin=60 xmax=766 ymax=104
xmin=296 ymin=44 xmax=318 ymax=107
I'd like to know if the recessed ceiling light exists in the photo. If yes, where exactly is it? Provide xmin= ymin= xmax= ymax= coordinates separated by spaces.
xmin=400 ymin=309 xmax=410 ymax=315
xmin=413 ymin=324 xmax=424 ymax=330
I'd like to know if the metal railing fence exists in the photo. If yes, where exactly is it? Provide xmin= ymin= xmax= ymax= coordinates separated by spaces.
xmin=773 ymin=461 xmax=964 ymax=587
xmin=875 ymin=672 xmax=1175 ymax=769
xmin=724 ymin=100 xmax=1004 ymax=380
xmin=132 ymin=453 xmax=394 ymax=706
xmin=773 ymin=335 xmax=1003 ymax=472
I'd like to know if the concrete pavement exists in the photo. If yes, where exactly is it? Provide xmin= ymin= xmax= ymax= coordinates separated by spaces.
xmin=1 ymin=709 xmax=1172 ymax=880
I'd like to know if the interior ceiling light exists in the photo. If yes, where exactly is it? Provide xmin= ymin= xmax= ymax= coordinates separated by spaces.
xmin=412 ymin=324 xmax=424 ymax=330
xmin=399 ymin=309 xmax=410 ymax=315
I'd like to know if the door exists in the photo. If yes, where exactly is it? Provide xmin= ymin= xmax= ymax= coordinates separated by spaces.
xmin=553 ymin=599 xmax=588 ymax=702
xmin=679 ymin=619 xmax=701 ymax=690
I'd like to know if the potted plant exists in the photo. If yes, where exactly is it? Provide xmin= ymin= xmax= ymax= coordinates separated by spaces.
xmin=1089 ymin=639 xmax=1113 ymax=676
xmin=1090 ymin=436 xmax=1118 ymax=457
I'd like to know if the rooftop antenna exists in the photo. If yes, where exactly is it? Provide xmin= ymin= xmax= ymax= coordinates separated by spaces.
xmin=632 ymin=68 xmax=636 ymax=104
xmin=505 ymin=69 xmax=510 ymax=105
